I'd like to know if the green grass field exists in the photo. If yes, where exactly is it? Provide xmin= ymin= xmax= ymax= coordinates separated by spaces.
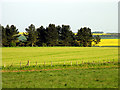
xmin=2 ymin=47 xmax=119 ymax=88
xmin=2 ymin=47 xmax=118 ymax=66
xmin=2 ymin=67 xmax=118 ymax=88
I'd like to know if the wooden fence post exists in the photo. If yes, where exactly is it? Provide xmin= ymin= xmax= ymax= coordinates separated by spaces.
xmin=26 ymin=60 xmax=30 ymax=66
xmin=28 ymin=60 xmax=30 ymax=66
xmin=64 ymin=61 xmax=65 ymax=65
xmin=113 ymin=59 xmax=114 ymax=63
xmin=20 ymin=61 xmax=21 ymax=67
xmin=51 ymin=61 xmax=52 ymax=66
xmin=71 ymin=61 xmax=72 ymax=66
xmin=93 ymin=61 xmax=94 ymax=64
xmin=44 ymin=61 xmax=45 ymax=67
xmin=36 ymin=61 xmax=37 ymax=66
xmin=44 ymin=61 xmax=46 ymax=70
xmin=76 ymin=61 xmax=78 ymax=66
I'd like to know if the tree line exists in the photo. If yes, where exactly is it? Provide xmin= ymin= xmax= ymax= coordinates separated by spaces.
xmin=0 ymin=24 xmax=101 ymax=47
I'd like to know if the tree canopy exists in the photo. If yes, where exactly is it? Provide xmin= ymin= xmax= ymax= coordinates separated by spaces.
xmin=1 ymin=24 xmax=101 ymax=47
xmin=25 ymin=24 xmax=38 ymax=47
xmin=1 ymin=25 xmax=19 ymax=47
xmin=76 ymin=27 xmax=93 ymax=47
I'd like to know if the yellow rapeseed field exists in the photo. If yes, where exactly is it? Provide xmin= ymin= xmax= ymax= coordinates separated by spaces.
xmin=74 ymin=33 xmax=111 ymax=35
xmin=92 ymin=39 xmax=119 ymax=46
xmin=92 ymin=33 xmax=111 ymax=35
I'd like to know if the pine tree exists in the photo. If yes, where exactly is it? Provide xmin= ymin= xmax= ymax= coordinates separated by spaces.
xmin=25 ymin=24 xmax=38 ymax=47
xmin=36 ymin=26 xmax=46 ymax=46
xmin=60 ymin=25 xmax=74 ymax=46
xmin=45 ymin=24 xmax=59 ymax=46
xmin=2 ymin=25 xmax=19 ymax=47
xmin=77 ymin=27 xmax=93 ymax=47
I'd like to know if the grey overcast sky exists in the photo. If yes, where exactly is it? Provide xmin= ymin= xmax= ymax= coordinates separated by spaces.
xmin=0 ymin=0 xmax=118 ymax=33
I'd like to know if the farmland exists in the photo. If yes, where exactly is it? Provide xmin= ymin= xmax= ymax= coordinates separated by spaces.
xmin=2 ymin=47 xmax=118 ymax=67
xmin=2 ymin=47 xmax=119 ymax=88
xmin=92 ymin=39 xmax=119 ymax=46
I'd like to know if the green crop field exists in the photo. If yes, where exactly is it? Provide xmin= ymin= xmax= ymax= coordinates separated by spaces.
xmin=2 ymin=47 xmax=118 ymax=66
xmin=2 ymin=47 xmax=119 ymax=88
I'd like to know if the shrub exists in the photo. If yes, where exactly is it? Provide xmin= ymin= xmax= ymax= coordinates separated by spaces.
xmin=42 ymin=43 xmax=47 ymax=47
xmin=10 ymin=42 xmax=16 ymax=47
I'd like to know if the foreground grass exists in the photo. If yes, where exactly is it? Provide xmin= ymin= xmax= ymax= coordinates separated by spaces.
xmin=2 ymin=67 xmax=118 ymax=88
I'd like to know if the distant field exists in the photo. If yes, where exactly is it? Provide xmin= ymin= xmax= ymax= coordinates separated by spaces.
xmin=2 ymin=47 xmax=118 ymax=67
xmin=92 ymin=33 xmax=111 ymax=35
xmin=93 ymin=39 xmax=119 ymax=46
xmin=74 ymin=33 xmax=112 ymax=35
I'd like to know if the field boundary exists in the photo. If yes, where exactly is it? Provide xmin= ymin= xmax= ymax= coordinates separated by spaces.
xmin=1 ymin=65 xmax=119 ymax=73
xmin=2 ymin=58 xmax=117 ymax=67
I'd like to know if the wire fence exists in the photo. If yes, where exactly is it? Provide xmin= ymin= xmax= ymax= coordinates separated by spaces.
xmin=2 ymin=59 xmax=117 ymax=68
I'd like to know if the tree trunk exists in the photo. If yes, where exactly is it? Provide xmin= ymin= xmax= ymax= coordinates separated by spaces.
xmin=32 ymin=43 xmax=34 ymax=47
